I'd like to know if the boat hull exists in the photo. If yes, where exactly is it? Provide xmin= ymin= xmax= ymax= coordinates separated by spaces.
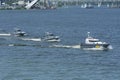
xmin=80 ymin=43 xmax=110 ymax=50
xmin=45 ymin=39 xmax=60 ymax=42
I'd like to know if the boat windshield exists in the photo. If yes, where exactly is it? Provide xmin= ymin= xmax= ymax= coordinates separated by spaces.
xmin=89 ymin=40 xmax=99 ymax=42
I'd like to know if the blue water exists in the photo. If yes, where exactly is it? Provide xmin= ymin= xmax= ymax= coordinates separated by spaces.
xmin=0 ymin=6 xmax=120 ymax=80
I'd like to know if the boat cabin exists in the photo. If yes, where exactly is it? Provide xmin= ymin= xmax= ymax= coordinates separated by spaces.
xmin=85 ymin=32 xmax=107 ymax=44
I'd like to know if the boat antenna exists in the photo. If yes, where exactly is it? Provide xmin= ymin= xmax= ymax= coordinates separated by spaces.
xmin=87 ymin=32 xmax=90 ymax=37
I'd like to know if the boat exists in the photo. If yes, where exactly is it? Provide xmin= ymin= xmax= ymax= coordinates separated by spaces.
xmin=81 ymin=3 xmax=94 ymax=9
xmin=107 ymin=3 xmax=120 ymax=8
xmin=80 ymin=32 xmax=110 ymax=50
xmin=42 ymin=32 xmax=60 ymax=42
xmin=13 ymin=28 xmax=27 ymax=37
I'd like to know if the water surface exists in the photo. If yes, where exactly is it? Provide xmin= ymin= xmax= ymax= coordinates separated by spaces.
xmin=0 ymin=7 xmax=120 ymax=80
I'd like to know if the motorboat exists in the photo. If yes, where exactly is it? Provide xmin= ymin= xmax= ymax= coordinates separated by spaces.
xmin=13 ymin=28 xmax=27 ymax=37
xmin=80 ymin=32 xmax=110 ymax=50
xmin=42 ymin=32 xmax=60 ymax=42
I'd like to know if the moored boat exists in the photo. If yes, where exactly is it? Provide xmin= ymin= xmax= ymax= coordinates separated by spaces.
xmin=81 ymin=3 xmax=94 ymax=9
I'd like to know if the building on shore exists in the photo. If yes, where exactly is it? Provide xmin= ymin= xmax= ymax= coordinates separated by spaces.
xmin=0 ymin=0 xmax=120 ymax=10
xmin=0 ymin=0 xmax=58 ymax=10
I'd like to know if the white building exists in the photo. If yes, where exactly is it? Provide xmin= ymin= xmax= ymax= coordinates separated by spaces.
xmin=18 ymin=0 xmax=25 ymax=6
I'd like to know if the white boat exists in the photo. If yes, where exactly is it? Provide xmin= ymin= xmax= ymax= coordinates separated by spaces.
xmin=14 ymin=28 xmax=27 ymax=37
xmin=42 ymin=32 xmax=60 ymax=42
xmin=80 ymin=32 xmax=110 ymax=50
xmin=81 ymin=3 xmax=94 ymax=9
